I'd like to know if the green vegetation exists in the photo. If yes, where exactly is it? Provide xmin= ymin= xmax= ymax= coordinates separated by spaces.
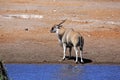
xmin=0 ymin=61 xmax=9 ymax=80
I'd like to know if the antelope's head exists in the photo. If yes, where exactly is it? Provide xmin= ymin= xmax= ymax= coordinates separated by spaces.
xmin=50 ymin=19 xmax=66 ymax=33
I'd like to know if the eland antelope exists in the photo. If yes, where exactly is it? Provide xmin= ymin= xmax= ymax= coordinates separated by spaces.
xmin=50 ymin=20 xmax=84 ymax=63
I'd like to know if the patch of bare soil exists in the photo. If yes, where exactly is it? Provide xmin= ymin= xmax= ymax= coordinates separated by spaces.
xmin=0 ymin=0 xmax=120 ymax=64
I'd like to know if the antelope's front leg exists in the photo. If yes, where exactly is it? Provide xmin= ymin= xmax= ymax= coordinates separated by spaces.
xmin=62 ymin=43 xmax=66 ymax=60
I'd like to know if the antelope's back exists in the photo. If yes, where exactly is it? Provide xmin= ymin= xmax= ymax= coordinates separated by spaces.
xmin=63 ymin=28 xmax=82 ymax=46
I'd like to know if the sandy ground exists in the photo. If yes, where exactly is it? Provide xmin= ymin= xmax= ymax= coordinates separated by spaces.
xmin=0 ymin=0 xmax=120 ymax=64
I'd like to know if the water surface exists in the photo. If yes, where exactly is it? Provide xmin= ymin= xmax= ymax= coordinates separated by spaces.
xmin=5 ymin=64 xmax=120 ymax=80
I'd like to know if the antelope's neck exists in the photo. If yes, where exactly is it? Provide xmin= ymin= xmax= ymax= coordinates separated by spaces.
xmin=56 ymin=28 xmax=65 ymax=42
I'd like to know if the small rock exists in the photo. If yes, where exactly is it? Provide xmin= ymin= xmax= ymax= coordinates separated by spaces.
xmin=1 ymin=34 xmax=3 ymax=37
xmin=25 ymin=28 xmax=28 ymax=31
xmin=53 ymin=9 xmax=56 ymax=12
xmin=88 ymin=34 xmax=91 ymax=37
xmin=85 ymin=21 xmax=88 ymax=24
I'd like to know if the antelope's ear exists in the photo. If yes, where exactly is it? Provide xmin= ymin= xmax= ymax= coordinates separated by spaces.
xmin=58 ymin=25 xmax=63 ymax=29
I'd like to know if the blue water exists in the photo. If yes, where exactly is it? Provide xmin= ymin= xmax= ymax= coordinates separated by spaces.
xmin=5 ymin=64 xmax=120 ymax=80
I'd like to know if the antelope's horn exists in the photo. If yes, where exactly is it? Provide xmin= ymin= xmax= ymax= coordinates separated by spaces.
xmin=58 ymin=19 xmax=67 ymax=26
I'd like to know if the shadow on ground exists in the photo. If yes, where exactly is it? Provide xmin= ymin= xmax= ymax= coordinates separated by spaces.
xmin=66 ymin=56 xmax=92 ymax=64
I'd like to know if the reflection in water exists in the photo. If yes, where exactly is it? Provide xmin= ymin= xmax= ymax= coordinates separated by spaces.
xmin=5 ymin=64 xmax=120 ymax=80
xmin=61 ymin=65 xmax=82 ymax=74
xmin=58 ymin=65 xmax=83 ymax=80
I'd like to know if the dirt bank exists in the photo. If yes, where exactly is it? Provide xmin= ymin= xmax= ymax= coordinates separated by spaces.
xmin=0 ymin=0 xmax=120 ymax=64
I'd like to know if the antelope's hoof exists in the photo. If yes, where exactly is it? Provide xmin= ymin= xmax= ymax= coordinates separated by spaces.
xmin=81 ymin=60 xmax=84 ymax=64
xmin=59 ymin=58 xmax=65 ymax=62
xmin=62 ymin=58 xmax=65 ymax=61
xmin=75 ymin=61 xmax=79 ymax=64
xmin=81 ymin=61 xmax=84 ymax=64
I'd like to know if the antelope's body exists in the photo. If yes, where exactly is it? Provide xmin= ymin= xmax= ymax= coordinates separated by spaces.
xmin=50 ymin=20 xmax=84 ymax=63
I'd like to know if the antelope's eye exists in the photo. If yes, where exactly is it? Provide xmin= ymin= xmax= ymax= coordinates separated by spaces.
xmin=52 ymin=27 xmax=54 ymax=30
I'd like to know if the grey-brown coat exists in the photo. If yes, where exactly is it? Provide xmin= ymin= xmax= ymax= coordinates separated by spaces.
xmin=50 ymin=20 xmax=84 ymax=63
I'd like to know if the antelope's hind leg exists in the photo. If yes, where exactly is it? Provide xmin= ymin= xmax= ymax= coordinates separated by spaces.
xmin=74 ymin=47 xmax=78 ymax=64
xmin=80 ymin=47 xmax=84 ymax=63
xmin=68 ymin=47 xmax=72 ymax=59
